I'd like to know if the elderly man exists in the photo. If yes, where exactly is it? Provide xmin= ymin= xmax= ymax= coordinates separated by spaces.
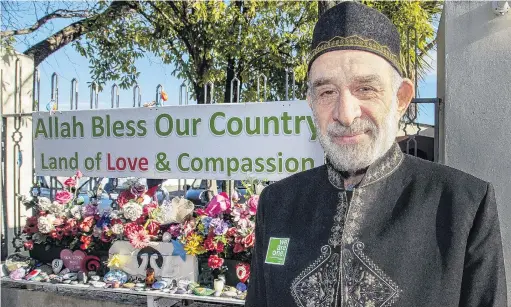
xmin=245 ymin=2 xmax=507 ymax=307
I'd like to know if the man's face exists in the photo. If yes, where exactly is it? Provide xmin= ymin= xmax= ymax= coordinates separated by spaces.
xmin=308 ymin=50 xmax=412 ymax=172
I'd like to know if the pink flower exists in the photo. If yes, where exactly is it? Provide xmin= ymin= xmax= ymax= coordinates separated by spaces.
xmin=242 ymin=232 xmax=255 ymax=248
xmin=55 ymin=190 xmax=73 ymax=204
xmin=168 ymin=224 xmax=182 ymax=238
xmin=208 ymin=254 xmax=224 ymax=269
xmin=195 ymin=209 xmax=207 ymax=216
xmin=66 ymin=218 xmax=77 ymax=228
xmin=24 ymin=240 xmax=34 ymax=250
xmin=23 ymin=217 xmax=38 ymax=234
xmin=247 ymin=195 xmax=259 ymax=215
xmin=233 ymin=243 xmax=245 ymax=253
xmin=79 ymin=216 xmax=95 ymax=232
xmin=100 ymin=230 xmax=113 ymax=243
xmin=64 ymin=177 xmax=76 ymax=187
xmin=146 ymin=221 xmax=160 ymax=236
xmin=205 ymin=194 xmax=231 ymax=217
xmin=124 ymin=222 xmax=143 ymax=239
xmin=52 ymin=217 xmax=65 ymax=226
xmin=117 ymin=190 xmax=135 ymax=208
xmin=129 ymin=228 xmax=150 ymax=249
xmin=75 ymin=170 xmax=83 ymax=179
xmin=232 ymin=205 xmax=251 ymax=229
xmin=143 ymin=202 xmax=158 ymax=217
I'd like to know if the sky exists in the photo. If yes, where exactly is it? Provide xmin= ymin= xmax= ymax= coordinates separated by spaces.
xmin=7 ymin=3 xmax=437 ymax=125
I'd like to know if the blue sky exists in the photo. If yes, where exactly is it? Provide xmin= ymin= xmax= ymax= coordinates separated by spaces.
xmin=9 ymin=7 xmax=437 ymax=125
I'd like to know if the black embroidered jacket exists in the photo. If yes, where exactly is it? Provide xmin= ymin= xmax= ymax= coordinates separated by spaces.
xmin=245 ymin=143 xmax=507 ymax=307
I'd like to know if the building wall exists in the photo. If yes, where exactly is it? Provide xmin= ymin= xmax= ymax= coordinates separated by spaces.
xmin=438 ymin=1 xmax=511 ymax=299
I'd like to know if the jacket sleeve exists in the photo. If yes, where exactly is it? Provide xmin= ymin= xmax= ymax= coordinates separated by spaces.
xmin=245 ymin=188 xmax=269 ymax=307
xmin=459 ymin=183 xmax=507 ymax=307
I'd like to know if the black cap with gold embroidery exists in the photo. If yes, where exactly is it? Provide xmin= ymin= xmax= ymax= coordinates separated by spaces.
xmin=308 ymin=1 xmax=403 ymax=75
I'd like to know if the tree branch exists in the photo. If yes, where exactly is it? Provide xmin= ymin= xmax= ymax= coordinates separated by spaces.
xmin=1 ymin=9 xmax=90 ymax=37
xmin=23 ymin=1 xmax=137 ymax=67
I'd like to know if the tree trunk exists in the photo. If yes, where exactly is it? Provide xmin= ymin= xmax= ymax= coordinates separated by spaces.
xmin=223 ymin=57 xmax=237 ymax=103
xmin=24 ymin=1 xmax=136 ymax=67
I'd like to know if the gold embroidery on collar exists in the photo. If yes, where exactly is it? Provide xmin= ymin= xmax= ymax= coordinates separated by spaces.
xmin=308 ymin=35 xmax=403 ymax=74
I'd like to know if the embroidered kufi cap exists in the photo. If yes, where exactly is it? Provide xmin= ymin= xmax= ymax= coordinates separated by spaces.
xmin=308 ymin=1 xmax=403 ymax=75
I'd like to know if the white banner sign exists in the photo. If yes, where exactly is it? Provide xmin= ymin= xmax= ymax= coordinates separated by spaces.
xmin=33 ymin=101 xmax=324 ymax=180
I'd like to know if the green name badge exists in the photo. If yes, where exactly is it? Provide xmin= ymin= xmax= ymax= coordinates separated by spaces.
xmin=265 ymin=237 xmax=290 ymax=265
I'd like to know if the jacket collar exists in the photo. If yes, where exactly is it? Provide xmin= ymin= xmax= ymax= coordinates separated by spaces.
xmin=327 ymin=142 xmax=404 ymax=190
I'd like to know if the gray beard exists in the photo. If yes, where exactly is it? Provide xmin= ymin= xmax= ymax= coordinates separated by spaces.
xmin=313 ymin=98 xmax=399 ymax=172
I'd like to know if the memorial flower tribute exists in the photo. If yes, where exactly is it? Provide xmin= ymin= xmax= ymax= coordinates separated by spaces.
xmin=10 ymin=175 xmax=257 ymax=301
xmin=20 ymin=170 xmax=112 ymax=255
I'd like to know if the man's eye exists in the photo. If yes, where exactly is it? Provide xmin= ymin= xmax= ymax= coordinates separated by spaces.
xmin=358 ymin=86 xmax=375 ymax=93
xmin=320 ymin=90 xmax=336 ymax=96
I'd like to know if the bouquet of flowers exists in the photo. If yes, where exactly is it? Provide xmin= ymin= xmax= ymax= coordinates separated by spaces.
xmin=21 ymin=170 xmax=112 ymax=253
xmin=92 ymin=178 xmax=195 ymax=250
xmin=21 ymin=175 xmax=196 ymax=253
xmin=172 ymin=189 xmax=259 ymax=274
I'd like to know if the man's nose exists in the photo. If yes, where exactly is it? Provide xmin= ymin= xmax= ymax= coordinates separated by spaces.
xmin=332 ymin=91 xmax=361 ymax=126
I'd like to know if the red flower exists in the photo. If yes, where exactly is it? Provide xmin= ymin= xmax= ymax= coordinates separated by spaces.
xmin=110 ymin=218 xmax=122 ymax=225
xmin=124 ymin=222 xmax=143 ymax=239
xmin=195 ymin=209 xmax=206 ymax=216
xmin=215 ymin=242 xmax=225 ymax=253
xmin=143 ymin=203 xmax=158 ymax=217
xmin=117 ymin=190 xmax=135 ymax=208
xmin=50 ymin=228 xmax=64 ymax=240
xmin=208 ymin=254 xmax=224 ymax=269
xmin=242 ymin=232 xmax=255 ymax=248
xmin=79 ymin=216 xmax=95 ymax=232
xmin=23 ymin=216 xmax=39 ymax=234
xmin=226 ymin=227 xmax=237 ymax=237
xmin=233 ymin=243 xmax=245 ymax=253
xmin=146 ymin=221 xmax=160 ymax=236
xmin=64 ymin=177 xmax=76 ymax=187
xmin=24 ymin=240 xmax=34 ymax=250
xmin=204 ymin=237 xmax=216 ymax=251
xmin=80 ymin=235 xmax=92 ymax=250
xmin=135 ymin=215 xmax=146 ymax=225
xmin=100 ymin=231 xmax=113 ymax=243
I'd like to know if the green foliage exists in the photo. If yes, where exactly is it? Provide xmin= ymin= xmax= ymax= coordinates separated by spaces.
xmin=6 ymin=1 xmax=441 ymax=101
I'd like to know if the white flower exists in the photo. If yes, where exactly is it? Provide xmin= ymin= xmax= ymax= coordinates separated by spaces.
xmin=109 ymin=210 xmax=120 ymax=219
xmin=111 ymin=224 xmax=124 ymax=235
xmin=122 ymin=202 xmax=143 ymax=221
xmin=92 ymin=226 xmax=102 ymax=237
xmin=48 ymin=201 xmax=66 ymax=217
xmin=141 ymin=194 xmax=152 ymax=205
xmin=69 ymin=205 xmax=82 ymax=219
xmin=37 ymin=215 xmax=56 ymax=234
xmin=38 ymin=197 xmax=52 ymax=211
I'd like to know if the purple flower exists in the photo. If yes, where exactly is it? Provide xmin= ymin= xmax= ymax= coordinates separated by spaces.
xmin=214 ymin=220 xmax=229 ymax=236
xmin=168 ymin=224 xmax=182 ymax=238
xmin=82 ymin=204 xmax=98 ymax=217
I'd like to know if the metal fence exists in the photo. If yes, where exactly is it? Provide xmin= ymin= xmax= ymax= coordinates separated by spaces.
xmin=1 ymin=30 xmax=442 ymax=256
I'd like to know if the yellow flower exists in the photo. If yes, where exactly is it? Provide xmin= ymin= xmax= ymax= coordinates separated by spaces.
xmin=107 ymin=254 xmax=128 ymax=268
xmin=184 ymin=233 xmax=206 ymax=255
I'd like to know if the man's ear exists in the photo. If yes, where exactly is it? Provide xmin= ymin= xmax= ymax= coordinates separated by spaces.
xmin=396 ymin=78 xmax=414 ymax=116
